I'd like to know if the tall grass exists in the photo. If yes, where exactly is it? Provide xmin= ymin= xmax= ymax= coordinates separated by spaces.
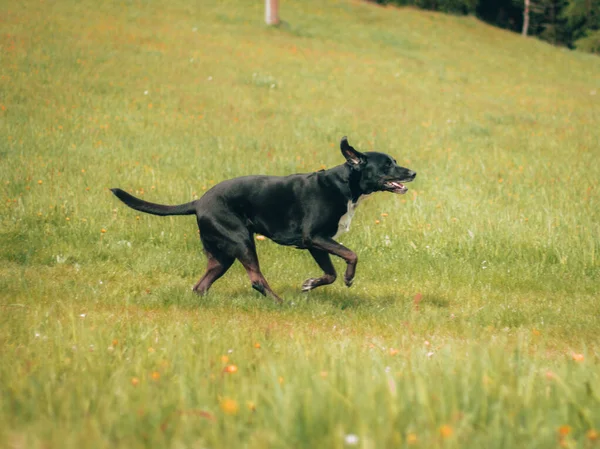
xmin=1 ymin=0 xmax=599 ymax=447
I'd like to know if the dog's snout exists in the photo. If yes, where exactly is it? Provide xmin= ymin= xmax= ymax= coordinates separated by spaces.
xmin=409 ymin=170 xmax=417 ymax=179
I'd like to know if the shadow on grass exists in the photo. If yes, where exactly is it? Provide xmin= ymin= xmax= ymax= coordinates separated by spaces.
xmin=293 ymin=289 xmax=399 ymax=310
xmin=420 ymin=294 xmax=450 ymax=308
xmin=132 ymin=283 xmax=414 ymax=312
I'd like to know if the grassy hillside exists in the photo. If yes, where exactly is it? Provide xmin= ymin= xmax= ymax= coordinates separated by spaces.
xmin=1 ymin=0 xmax=599 ymax=447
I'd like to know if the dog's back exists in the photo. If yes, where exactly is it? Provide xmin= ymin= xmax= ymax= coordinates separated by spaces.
xmin=197 ymin=170 xmax=349 ymax=247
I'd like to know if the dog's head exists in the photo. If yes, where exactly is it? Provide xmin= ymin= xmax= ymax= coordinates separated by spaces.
xmin=341 ymin=136 xmax=416 ymax=195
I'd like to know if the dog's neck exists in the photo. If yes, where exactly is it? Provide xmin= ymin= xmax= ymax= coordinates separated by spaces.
xmin=347 ymin=166 xmax=364 ymax=203
xmin=324 ymin=164 xmax=366 ymax=204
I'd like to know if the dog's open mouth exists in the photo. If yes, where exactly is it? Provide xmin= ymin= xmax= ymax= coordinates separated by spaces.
xmin=383 ymin=180 xmax=409 ymax=194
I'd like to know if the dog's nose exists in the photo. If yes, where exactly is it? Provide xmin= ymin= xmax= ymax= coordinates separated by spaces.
xmin=409 ymin=170 xmax=417 ymax=179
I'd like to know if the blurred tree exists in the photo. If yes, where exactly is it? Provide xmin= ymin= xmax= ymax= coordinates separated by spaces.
xmin=575 ymin=29 xmax=600 ymax=52
xmin=265 ymin=0 xmax=280 ymax=25
xmin=562 ymin=0 xmax=600 ymax=41
xmin=476 ymin=0 xmax=523 ymax=30
xmin=367 ymin=0 xmax=600 ymax=53
xmin=519 ymin=0 xmax=569 ymax=42
xmin=537 ymin=0 xmax=568 ymax=45
xmin=523 ymin=0 xmax=531 ymax=35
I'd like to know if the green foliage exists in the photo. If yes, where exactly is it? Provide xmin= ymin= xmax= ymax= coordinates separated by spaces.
xmin=1 ymin=0 xmax=600 ymax=447
xmin=562 ymin=0 xmax=600 ymax=28
xmin=575 ymin=28 xmax=600 ymax=52
xmin=372 ymin=0 xmax=478 ymax=14
xmin=373 ymin=0 xmax=600 ymax=53
xmin=562 ymin=0 xmax=600 ymax=42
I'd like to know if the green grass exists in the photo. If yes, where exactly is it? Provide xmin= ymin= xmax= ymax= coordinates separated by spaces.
xmin=1 ymin=0 xmax=599 ymax=447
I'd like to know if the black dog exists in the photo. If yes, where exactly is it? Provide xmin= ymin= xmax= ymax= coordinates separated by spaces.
xmin=111 ymin=137 xmax=416 ymax=303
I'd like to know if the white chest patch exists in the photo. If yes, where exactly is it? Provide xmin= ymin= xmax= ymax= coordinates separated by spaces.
xmin=334 ymin=195 xmax=371 ymax=239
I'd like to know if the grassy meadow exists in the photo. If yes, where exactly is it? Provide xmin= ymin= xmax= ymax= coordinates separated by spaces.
xmin=1 ymin=0 xmax=600 ymax=447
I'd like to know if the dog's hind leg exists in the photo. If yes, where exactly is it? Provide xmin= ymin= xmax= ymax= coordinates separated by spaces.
xmin=301 ymin=249 xmax=337 ymax=292
xmin=238 ymin=242 xmax=283 ymax=304
xmin=192 ymin=252 xmax=234 ymax=296
xmin=197 ymin=214 xmax=282 ymax=303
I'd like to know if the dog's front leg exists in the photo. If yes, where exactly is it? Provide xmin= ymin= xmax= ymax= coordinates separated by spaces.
xmin=308 ymin=236 xmax=358 ymax=287
xmin=302 ymin=248 xmax=337 ymax=292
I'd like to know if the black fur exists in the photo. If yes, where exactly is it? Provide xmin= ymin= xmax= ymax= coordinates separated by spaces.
xmin=111 ymin=137 xmax=416 ymax=303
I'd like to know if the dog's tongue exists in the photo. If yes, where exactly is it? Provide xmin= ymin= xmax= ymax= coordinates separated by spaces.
xmin=387 ymin=181 xmax=408 ymax=194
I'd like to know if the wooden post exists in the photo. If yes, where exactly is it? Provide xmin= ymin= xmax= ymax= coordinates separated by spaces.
xmin=265 ymin=0 xmax=280 ymax=26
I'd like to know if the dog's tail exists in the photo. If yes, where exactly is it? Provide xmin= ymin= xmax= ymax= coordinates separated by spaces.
xmin=111 ymin=188 xmax=197 ymax=216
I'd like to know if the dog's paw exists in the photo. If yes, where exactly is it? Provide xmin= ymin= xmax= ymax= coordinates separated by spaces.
xmin=344 ymin=277 xmax=354 ymax=288
xmin=192 ymin=285 xmax=205 ymax=296
xmin=301 ymin=278 xmax=319 ymax=292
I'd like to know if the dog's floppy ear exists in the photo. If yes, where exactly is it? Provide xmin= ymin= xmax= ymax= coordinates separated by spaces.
xmin=340 ymin=136 xmax=366 ymax=167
